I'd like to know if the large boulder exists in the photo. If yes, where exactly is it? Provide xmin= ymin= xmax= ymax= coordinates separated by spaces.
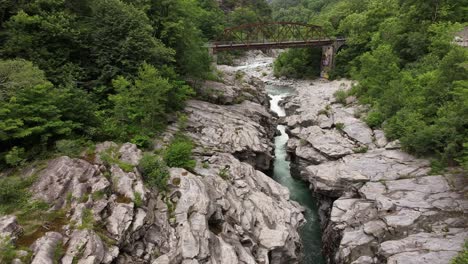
xmin=154 ymin=153 xmax=304 ymax=264
xmin=30 ymin=232 xmax=63 ymax=264
xmin=184 ymin=100 xmax=274 ymax=171
xmin=0 ymin=215 xmax=21 ymax=241
xmin=304 ymin=149 xmax=430 ymax=195
xmin=32 ymin=156 xmax=110 ymax=208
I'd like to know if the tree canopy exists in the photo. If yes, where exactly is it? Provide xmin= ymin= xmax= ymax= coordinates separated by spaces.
xmin=272 ymin=0 xmax=467 ymax=168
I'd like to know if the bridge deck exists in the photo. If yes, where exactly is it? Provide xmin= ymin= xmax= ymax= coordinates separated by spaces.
xmin=209 ymin=39 xmax=345 ymax=52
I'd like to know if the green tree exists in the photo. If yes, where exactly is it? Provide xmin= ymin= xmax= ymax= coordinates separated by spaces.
xmin=0 ymin=59 xmax=97 ymax=167
xmin=86 ymin=0 xmax=174 ymax=85
xmin=108 ymin=63 xmax=194 ymax=139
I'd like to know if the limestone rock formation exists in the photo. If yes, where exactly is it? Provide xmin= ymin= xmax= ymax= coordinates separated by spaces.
xmin=283 ymin=78 xmax=468 ymax=264
xmin=184 ymin=99 xmax=275 ymax=171
xmin=4 ymin=62 xmax=306 ymax=264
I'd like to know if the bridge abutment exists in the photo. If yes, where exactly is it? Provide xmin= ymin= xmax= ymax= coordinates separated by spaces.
xmin=320 ymin=45 xmax=334 ymax=79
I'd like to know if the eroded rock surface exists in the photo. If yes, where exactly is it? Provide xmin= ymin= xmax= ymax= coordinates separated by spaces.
xmin=184 ymin=99 xmax=275 ymax=171
xmin=282 ymin=78 xmax=468 ymax=264
xmin=5 ymin=60 xmax=305 ymax=264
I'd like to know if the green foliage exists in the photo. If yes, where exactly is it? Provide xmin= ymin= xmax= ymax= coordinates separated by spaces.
xmin=0 ymin=175 xmax=35 ymax=207
xmin=131 ymin=135 xmax=152 ymax=149
xmin=218 ymin=166 xmax=230 ymax=180
xmin=333 ymin=89 xmax=348 ymax=104
xmin=335 ymin=122 xmax=345 ymax=131
xmin=164 ymin=136 xmax=196 ymax=171
xmin=353 ymin=146 xmax=368 ymax=153
xmin=53 ymin=242 xmax=65 ymax=264
xmin=107 ymin=63 xmax=194 ymax=140
xmin=134 ymin=192 xmax=143 ymax=207
xmin=365 ymin=109 xmax=385 ymax=128
xmin=55 ymin=139 xmax=91 ymax=158
xmin=5 ymin=147 xmax=26 ymax=167
xmin=0 ymin=59 xmax=98 ymax=168
xmin=274 ymin=48 xmax=322 ymax=78
xmin=273 ymin=0 xmax=467 ymax=168
xmin=0 ymin=236 xmax=16 ymax=264
xmin=79 ymin=208 xmax=95 ymax=230
xmin=451 ymin=242 xmax=468 ymax=264
xmin=139 ymin=154 xmax=170 ymax=191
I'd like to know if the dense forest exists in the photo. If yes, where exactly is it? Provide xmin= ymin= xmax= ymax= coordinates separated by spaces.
xmin=0 ymin=0 xmax=272 ymax=168
xmin=1 ymin=0 xmax=467 ymax=170
xmin=273 ymin=0 xmax=468 ymax=170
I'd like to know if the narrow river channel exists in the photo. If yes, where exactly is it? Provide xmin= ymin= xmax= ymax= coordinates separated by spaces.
xmin=267 ymin=84 xmax=325 ymax=264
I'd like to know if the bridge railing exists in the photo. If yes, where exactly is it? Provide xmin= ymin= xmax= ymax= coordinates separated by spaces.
xmin=213 ymin=22 xmax=331 ymax=46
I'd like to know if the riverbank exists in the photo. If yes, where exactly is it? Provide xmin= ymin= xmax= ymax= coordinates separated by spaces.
xmin=237 ymin=51 xmax=467 ymax=264
xmin=0 ymin=51 xmax=305 ymax=264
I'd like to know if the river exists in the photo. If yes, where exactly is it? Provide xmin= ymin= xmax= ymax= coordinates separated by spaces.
xmin=267 ymin=84 xmax=325 ymax=264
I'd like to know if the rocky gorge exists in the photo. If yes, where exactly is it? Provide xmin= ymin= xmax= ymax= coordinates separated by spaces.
xmin=0 ymin=51 xmax=466 ymax=264
xmin=268 ymin=63 xmax=468 ymax=263
xmin=0 ymin=52 xmax=305 ymax=264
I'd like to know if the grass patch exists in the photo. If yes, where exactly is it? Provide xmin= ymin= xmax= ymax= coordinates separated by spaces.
xmin=335 ymin=122 xmax=345 ymax=132
xmin=353 ymin=146 xmax=369 ymax=153
xmin=99 ymin=146 xmax=134 ymax=172
xmin=333 ymin=89 xmax=348 ymax=104
xmin=218 ymin=166 xmax=230 ymax=180
xmin=78 ymin=208 xmax=95 ymax=230
xmin=134 ymin=192 xmax=143 ymax=207
xmin=451 ymin=242 xmax=468 ymax=264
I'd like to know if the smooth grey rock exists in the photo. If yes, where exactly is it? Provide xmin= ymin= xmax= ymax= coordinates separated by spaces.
xmin=332 ymin=106 xmax=374 ymax=145
xmin=387 ymin=251 xmax=460 ymax=264
xmin=61 ymin=229 xmax=107 ymax=264
xmin=295 ymin=144 xmax=328 ymax=164
xmin=0 ymin=215 xmax=21 ymax=241
xmin=153 ymin=153 xmax=304 ymax=263
xmin=110 ymin=165 xmax=146 ymax=202
xmin=106 ymin=202 xmax=134 ymax=240
xmin=385 ymin=140 xmax=401 ymax=149
xmin=380 ymin=231 xmax=467 ymax=257
xmin=30 ymin=232 xmax=63 ymax=264
xmin=373 ymin=130 xmax=388 ymax=148
xmin=291 ymin=126 xmax=356 ymax=158
xmin=305 ymin=149 xmax=430 ymax=193
xmin=271 ymin=58 xmax=467 ymax=264
xmin=184 ymin=100 xmax=274 ymax=170
xmin=94 ymin=141 xmax=119 ymax=164
xmin=32 ymin=156 xmax=109 ymax=208
xmin=118 ymin=143 xmax=142 ymax=166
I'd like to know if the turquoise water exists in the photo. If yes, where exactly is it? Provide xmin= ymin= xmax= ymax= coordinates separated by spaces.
xmin=268 ymin=85 xmax=325 ymax=264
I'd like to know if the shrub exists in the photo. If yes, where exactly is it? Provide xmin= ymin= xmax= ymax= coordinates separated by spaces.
xmin=451 ymin=243 xmax=468 ymax=264
xmin=365 ymin=109 xmax=385 ymax=128
xmin=5 ymin=147 xmax=26 ymax=167
xmin=55 ymin=139 xmax=88 ymax=157
xmin=273 ymin=48 xmax=322 ymax=78
xmin=131 ymin=135 xmax=152 ymax=149
xmin=134 ymin=192 xmax=143 ymax=207
xmin=0 ymin=236 xmax=16 ymax=264
xmin=333 ymin=89 xmax=347 ymax=104
xmin=164 ymin=136 xmax=196 ymax=171
xmin=0 ymin=176 xmax=34 ymax=206
xmin=139 ymin=154 xmax=170 ymax=191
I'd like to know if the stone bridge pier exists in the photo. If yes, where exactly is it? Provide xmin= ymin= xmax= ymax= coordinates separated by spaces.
xmin=320 ymin=40 xmax=345 ymax=79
